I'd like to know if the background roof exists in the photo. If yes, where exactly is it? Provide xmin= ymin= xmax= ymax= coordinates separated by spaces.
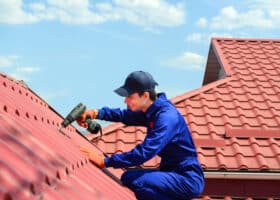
xmin=90 ymin=38 xmax=280 ymax=172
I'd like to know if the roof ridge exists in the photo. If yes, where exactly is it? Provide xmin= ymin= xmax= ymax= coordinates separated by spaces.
xmin=0 ymin=71 xmax=29 ymax=89
xmin=171 ymin=76 xmax=233 ymax=104
xmin=212 ymin=37 xmax=280 ymax=42
xmin=102 ymin=122 xmax=125 ymax=135
xmin=211 ymin=39 xmax=233 ymax=76
xmin=0 ymin=71 xmax=66 ymax=124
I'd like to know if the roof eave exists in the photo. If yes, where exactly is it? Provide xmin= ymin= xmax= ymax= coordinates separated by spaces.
xmin=205 ymin=171 xmax=280 ymax=180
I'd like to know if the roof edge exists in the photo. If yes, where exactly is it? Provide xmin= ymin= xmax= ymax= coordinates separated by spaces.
xmin=171 ymin=76 xmax=233 ymax=104
xmin=205 ymin=171 xmax=280 ymax=180
xmin=1 ymin=71 xmax=62 ymax=118
xmin=1 ymin=71 xmax=29 ymax=89
xmin=211 ymin=37 xmax=280 ymax=42
xmin=211 ymin=38 xmax=232 ymax=76
xmin=100 ymin=122 xmax=125 ymax=135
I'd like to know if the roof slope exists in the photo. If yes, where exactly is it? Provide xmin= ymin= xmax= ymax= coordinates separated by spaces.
xmin=0 ymin=73 xmax=135 ymax=199
xmin=91 ymin=38 xmax=280 ymax=171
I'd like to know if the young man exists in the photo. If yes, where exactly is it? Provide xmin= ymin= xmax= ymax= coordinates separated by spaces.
xmin=78 ymin=71 xmax=204 ymax=200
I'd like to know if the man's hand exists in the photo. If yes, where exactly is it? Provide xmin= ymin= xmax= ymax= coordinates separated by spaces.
xmin=76 ymin=109 xmax=98 ymax=128
xmin=80 ymin=146 xmax=105 ymax=168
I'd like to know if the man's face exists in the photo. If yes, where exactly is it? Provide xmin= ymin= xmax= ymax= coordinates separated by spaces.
xmin=124 ymin=92 xmax=148 ymax=112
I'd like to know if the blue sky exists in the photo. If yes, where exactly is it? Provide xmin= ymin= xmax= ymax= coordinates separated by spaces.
xmin=0 ymin=0 xmax=279 ymax=126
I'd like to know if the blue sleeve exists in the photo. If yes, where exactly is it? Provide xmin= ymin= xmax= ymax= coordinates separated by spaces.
xmin=104 ymin=111 xmax=178 ymax=168
xmin=97 ymin=107 xmax=146 ymax=126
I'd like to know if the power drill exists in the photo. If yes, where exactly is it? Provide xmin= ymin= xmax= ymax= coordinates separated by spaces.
xmin=60 ymin=103 xmax=102 ymax=135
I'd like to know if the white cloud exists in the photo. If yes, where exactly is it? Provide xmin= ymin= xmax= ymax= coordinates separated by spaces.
xmin=196 ymin=17 xmax=207 ymax=27
xmin=0 ymin=0 xmax=40 ymax=24
xmin=29 ymin=3 xmax=47 ymax=12
xmin=252 ymin=1 xmax=280 ymax=22
xmin=0 ymin=0 xmax=186 ymax=29
xmin=185 ymin=33 xmax=204 ymax=43
xmin=96 ymin=3 xmax=113 ymax=12
xmin=15 ymin=67 xmax=40 ymax=73
xmin=0 ymin=55 xmax=18 ymax=67
xmin=251 ymin=0 xmax=280 ymax=12
xmin=46 ymin=0 xmax=106 ymax=24
xmin=209 ymin=1 xmax=280 ymax=31
xmin=165 ymin=52 xmax=206 ymax=71
xmin=111 ymin=0 xmax=185 ymax=28
xmin=0 ymin=55 xmax=40 ymax=82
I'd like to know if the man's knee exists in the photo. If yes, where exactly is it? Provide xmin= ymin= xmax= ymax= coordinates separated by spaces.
xmin=121 ymin=171 xmax=131 ymax=186
xmin=121 ymin=170 xmax=142 ymax=188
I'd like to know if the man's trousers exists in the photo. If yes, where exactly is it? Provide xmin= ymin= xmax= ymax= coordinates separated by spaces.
xmin=121 ymin=169 xmax=204 ymax=200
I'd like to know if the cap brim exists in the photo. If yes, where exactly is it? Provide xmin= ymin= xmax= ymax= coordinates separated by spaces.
xmin=114 ymin=86 xmax=130 ymax=97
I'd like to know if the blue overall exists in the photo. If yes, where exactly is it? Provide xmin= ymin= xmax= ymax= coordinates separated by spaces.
xmin=97 ymin=93 xmax=204 ymax=200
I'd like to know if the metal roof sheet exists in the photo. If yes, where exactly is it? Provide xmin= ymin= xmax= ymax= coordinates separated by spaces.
xmin=0 ymin=73 xmax=135 ymax=199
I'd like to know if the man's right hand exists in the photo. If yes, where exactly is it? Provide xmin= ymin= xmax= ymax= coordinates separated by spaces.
xmin=76 ymin=109 xmax=98 ymax=128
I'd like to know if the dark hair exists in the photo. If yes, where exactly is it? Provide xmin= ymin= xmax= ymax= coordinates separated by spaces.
xmin=138 ymin=90 xmax=157 ymax=101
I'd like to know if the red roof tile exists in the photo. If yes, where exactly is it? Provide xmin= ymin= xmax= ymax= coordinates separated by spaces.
xmin=90 ymin=38 xmax=280 ymax=173
xmin=0 ymin=73 xmax=135 ymax=199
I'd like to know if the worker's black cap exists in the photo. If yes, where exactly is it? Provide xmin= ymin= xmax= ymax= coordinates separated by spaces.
xmin=114 ymin=71 xmax=158 ymax=97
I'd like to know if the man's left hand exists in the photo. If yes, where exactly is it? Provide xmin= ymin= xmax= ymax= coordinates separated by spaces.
xmin=80 ymin=146 xmax=105 ymax=168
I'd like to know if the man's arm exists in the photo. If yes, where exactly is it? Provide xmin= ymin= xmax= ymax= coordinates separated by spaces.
xmin=97 ymin=107 xmax=147 ymax=126
xmin=104 ymin=111 xmax=179 ymax=168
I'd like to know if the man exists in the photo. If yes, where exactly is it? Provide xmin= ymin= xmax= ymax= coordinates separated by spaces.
xmin=78 ymin=71 xmax=204 ymax=200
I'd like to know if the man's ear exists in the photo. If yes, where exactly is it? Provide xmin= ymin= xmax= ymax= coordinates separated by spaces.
xmin=144 ymin=92 xmax=150 ymax=98
xmin=144 ymin=91 xmax=150 ymax=99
